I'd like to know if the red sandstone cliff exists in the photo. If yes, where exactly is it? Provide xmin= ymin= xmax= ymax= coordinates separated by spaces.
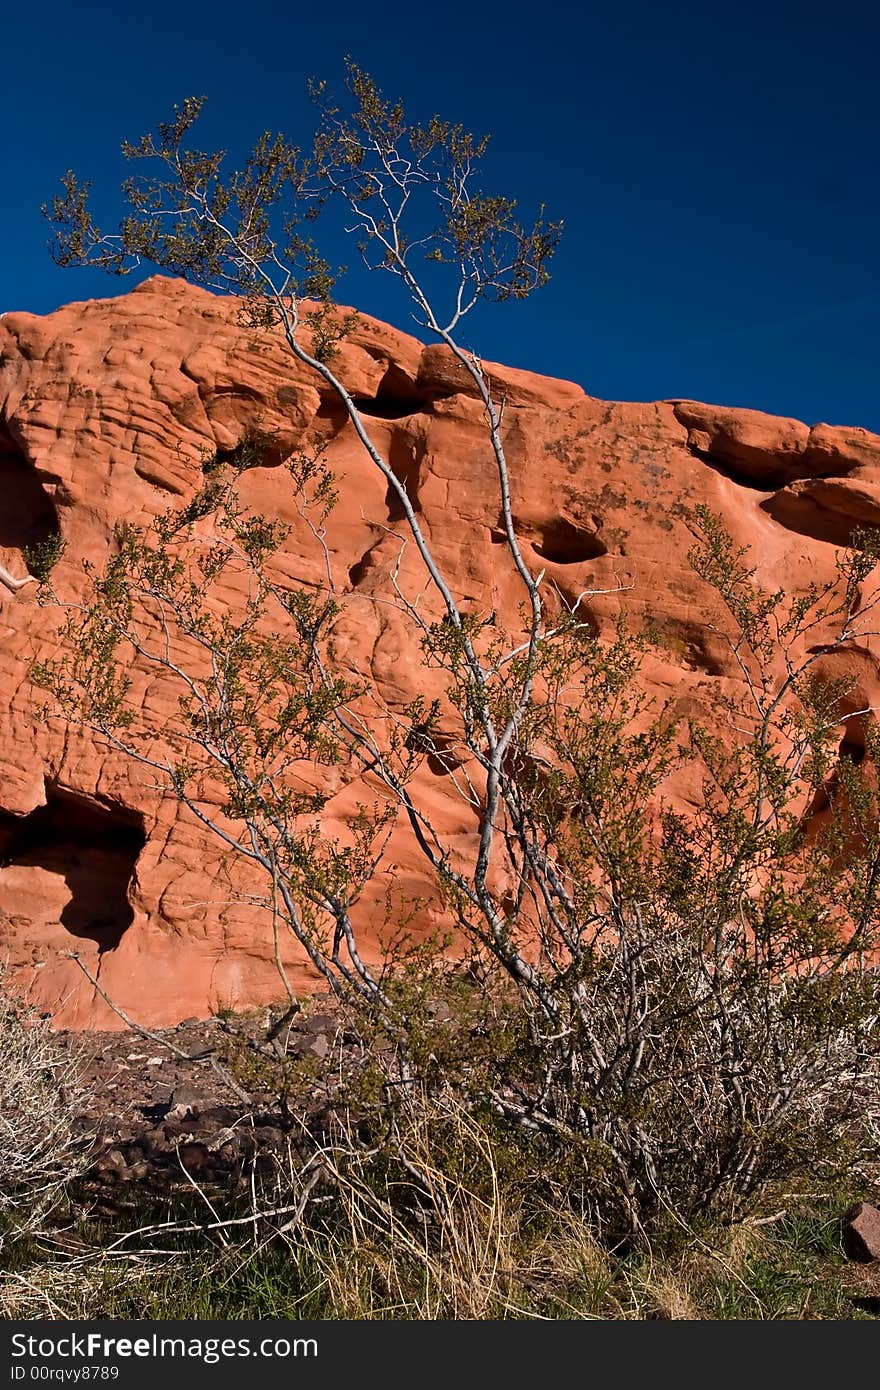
xmin=1 ymin=276 xmax=878 ymax=1028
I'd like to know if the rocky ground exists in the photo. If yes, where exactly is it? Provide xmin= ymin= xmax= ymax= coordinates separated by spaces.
xmin=56 ymin=1001 xmax=356 ymax=1212
xmin=33 ymin=1000 xmax=880 ymax=1314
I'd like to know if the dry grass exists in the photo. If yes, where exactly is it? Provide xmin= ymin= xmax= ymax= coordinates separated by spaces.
xmin=0 ymin=971 xmax=86 ymax=1250
xmin=1 ymin=976 xmax=876 ymax=1321
xmin=289 ymin=1095 xmax=516 ymax=1319
xmin=0 ymin=1251 xmax=162 ymax=1320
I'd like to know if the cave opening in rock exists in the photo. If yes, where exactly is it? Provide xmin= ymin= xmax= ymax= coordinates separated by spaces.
xmin=209 ymin=428 xmax=287 ymax=471
xmin=0 ymin=424 xmax=61 ymax=563
xmin=385 ymin=434 xmax=426 ymax=523
xmin=491 ymin=515 xmax=607 ymax=564
xmin=839 ymin=735 xmax=866 ymax=767
xmin=0 ymin=786 xmax=146 ymax=953
xmin=351 ymin=392 xmax=434 ymax=420
xmin=351 ymin=362 xmax=435 ymax=419
xmin=531 ymin=516 xmax=607 ymax=564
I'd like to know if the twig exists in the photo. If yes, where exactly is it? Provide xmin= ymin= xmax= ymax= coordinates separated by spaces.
xmin=100 ymin=1182 xmax=329 ymax=1249
xmin=175 ymin=1146 xmax=230 ymax=1247
xmin=64 ymin=952 xmax=252 ymax=1104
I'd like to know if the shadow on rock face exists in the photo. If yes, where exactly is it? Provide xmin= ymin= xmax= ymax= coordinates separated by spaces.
xmin=760 ymin=489 xmax=860 ymax=547
xmin=0 ymin=786 xmax=146 ymax=952
xmin=0 ymin=428 xmax=61 ymax=556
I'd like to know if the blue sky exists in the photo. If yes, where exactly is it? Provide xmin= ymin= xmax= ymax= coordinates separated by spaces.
xmin=3 ymin=1 xmax=879 ymax=430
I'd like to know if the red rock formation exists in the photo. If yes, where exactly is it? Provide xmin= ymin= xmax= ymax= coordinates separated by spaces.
xmin=1 ymin=276 xmax=879 ymax=1028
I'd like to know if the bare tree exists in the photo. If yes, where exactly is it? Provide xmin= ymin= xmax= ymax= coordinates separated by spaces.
xmin=41 ymin=64 xmax=568 ymax=1017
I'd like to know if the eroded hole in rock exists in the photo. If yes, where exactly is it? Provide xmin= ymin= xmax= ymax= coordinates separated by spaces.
xmin=351 ymin=363 xmax=434 ymax=419
xmin=386 ymin=434 xmax=426 ymax=523
xmin=760 ymin=491 xmax=869 ymax=548
xmin=684 ymin=442 xmax=789 ymax=492
xmin=209 ymin=429 xmax=287 ymax=471
xmin=348 ymin=535 xmax=387 ymax=588
xmin=316 ymin=365 xmax=440 ymax=426
xmin=350 ymin=394 xmax=432 ymax=420
xmin=491 ymin=515 xmax=607 ymax=564
xmin=653 ymin=618 xmax=732 ymax=677
xmin=425 ymin=738 xmax=464 ymax=778
xmin=348 ymin=554 xmax=372 ymax=588
xmin=840 ymin=735 xmax=866 ymax=767
xmin=803 ymin=725 xmax=872 ymax=835
xmin=533 ymin=516 xmax=607 ymax=564
xmin=0 ymin=787 xmax=146 ymax=953
xmin=316 ymin=395 xmax=346 ymax=422
xmin=0 ymin=423 xmax=61 ymax=559
xmin=557 ymin=598 xmax=600 ymax=636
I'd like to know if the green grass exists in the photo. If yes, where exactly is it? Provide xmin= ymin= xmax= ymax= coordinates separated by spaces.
xmin=4 ymin=1193 xmax=877 ymax=1321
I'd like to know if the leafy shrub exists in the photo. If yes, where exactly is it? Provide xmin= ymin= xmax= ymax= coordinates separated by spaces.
xmin=23 ymin=532 xmax=66 ymax=583
xmin=36 ymin=64 xmax=880 ymax=1249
